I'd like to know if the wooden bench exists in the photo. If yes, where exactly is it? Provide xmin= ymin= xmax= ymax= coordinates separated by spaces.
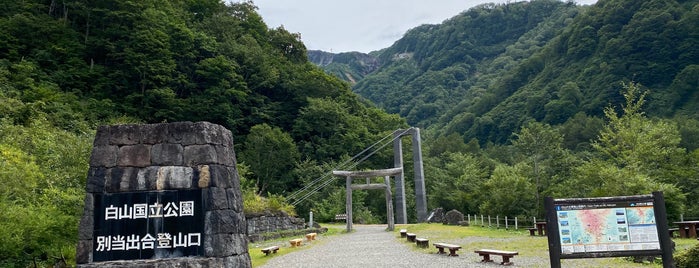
xmin=474 ymin=249 xmax=519 ymax=266
xmin=406 ymin=233 xmax=416 ymax=242
xmin=668 ymin=228 xmax=679 ymax=238
xmin=434 ymin=242 xmax=461 ymax=256
xmin=289 ymin=238 xmax=303 ymax=247
xmin=305 ymin=232 xmax=317 ymax=241
xmin=335 ymin=214 xmax=347 ymax=221
xmin=415 ymin=238 xmax=429 ymax=248
xmin=399 ymin=229 xmax=408 ymax=238
xmin=527 ymin=227 xmax=537 ymax=236
xmin=261 ymin=246 xmax=279 ymax=256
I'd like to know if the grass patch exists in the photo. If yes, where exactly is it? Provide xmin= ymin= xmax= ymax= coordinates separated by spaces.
xmin=394 ymin=223 xmax=695 ymax=267
xmin=248 ymin=223 xmax=345 ymax=267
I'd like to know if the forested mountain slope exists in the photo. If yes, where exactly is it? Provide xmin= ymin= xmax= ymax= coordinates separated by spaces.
xmin=0 ymin=1 xmax=404 ymax=266
xmin=442 ymin=0 xmax=699 ymax=145
xmin=313 ymin=0 xmax=699 ymax=148
xmin=351 ymin=0 xmax=582 ymax=128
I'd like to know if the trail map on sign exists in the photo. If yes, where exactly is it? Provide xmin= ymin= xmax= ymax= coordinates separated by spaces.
xmin=557 ymin=204 xmax=659 ymax=254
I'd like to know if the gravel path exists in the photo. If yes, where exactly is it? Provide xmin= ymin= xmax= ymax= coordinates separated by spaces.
xmin=256 ymin=225 xmax=651 ymax=268
xmin=258 ymin=225 xmax=523 ymax=268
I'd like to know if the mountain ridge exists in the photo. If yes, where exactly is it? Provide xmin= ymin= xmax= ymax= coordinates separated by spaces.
xmin=310 ymin=0 xmax=699 ymax=147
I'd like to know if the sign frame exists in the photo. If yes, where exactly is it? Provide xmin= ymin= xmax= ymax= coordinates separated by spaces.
xmin=544 ymin=192 xmax=674 ymax=268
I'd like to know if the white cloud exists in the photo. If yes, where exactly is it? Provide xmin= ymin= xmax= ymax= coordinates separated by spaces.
xmin=246 ymin=0 xmax=598 ymax=53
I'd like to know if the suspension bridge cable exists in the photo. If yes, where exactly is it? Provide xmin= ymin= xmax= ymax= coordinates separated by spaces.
xmin=289 ymin=128 xmax=413 ymax=206
xmin=286 ymin=129 xmax=403 ymax=201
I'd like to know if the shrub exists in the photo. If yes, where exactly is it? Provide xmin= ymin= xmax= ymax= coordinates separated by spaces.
xmin=242 ymin=190 xmax=296 ymax=217
xmin=675 ymin=243 xmax=699 ymax=268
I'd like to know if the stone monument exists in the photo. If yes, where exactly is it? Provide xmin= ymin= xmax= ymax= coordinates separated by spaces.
xmin=76 ymin=122 xmax=251 ymax=267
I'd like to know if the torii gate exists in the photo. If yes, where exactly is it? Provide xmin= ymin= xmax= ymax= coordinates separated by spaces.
xmin=331 ymin=127 xmax=427 ymax=232
xmin=332 ymin=168 xmax=401 ymax=232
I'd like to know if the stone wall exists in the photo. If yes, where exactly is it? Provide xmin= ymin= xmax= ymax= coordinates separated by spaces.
xmin=246 ymin=214 xmax=305 ymax=235
xmin=76 ymin=122 xmax=251 ymax=267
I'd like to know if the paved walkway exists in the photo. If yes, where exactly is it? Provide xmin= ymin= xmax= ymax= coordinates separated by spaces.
xmin=257 ymin=225 xmax=497 ymax=268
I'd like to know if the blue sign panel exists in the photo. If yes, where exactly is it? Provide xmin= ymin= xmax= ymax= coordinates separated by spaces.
xmin=93 ymin=189 xmax=205 ymax=261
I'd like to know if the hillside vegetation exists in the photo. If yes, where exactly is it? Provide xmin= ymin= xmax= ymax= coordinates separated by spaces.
xmin=0 ymin=1 xmax=403 ymax=266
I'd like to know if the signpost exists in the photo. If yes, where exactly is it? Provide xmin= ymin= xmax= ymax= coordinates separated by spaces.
xmin=544 ymin=192 xmax=674 ymax=268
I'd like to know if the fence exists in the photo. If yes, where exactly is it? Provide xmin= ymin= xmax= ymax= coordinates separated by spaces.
xmin=467 ymin=214 xmax=699 ymax=230
xmin=465 ymin=214 xmax=544 ymax=230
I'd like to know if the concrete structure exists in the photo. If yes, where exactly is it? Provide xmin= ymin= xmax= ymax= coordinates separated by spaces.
xmin=76 ymin=122 xmax=251 ymax=268
xmin=393 ymin=127 xmax=427 ymax=223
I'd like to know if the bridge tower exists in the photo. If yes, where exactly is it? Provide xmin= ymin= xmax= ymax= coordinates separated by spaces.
xmin=393 ymin=127 xmax=427 ymax=223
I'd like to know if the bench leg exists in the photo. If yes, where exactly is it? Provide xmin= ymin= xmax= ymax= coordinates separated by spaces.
xmin=437 ymin=247 xmax=445 ymax=254
xmin=448 ymin=249 xmax=459 ymax=257
xmin=529 ymin=229 xmax=536 ymax=236
xmin=502 ymin=256 xmax=513 ymax=266
xmin=479 ymin=253 xmax=493 ymax=263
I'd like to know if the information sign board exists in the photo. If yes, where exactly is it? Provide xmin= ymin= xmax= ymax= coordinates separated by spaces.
xmin=555 ymin=200 xmax=659 ymax=255
xmin=544 ymin=192 xmax=674 ymax=268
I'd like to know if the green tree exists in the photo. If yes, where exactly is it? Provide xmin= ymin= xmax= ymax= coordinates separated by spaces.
xmin=561 ymin=82 xmax=687 ymax=219
xmin=427 ymin=152 xmax=489 ymax=214
xmin=512 ymin=121 xmax=566 ymax=216
xmin=594 ymin=83 xmax=686 ymax=185
xmin=240 ymin=123 xmax=300 ymax=194
xmin=479 ymin=163 xmax=536 ymax=217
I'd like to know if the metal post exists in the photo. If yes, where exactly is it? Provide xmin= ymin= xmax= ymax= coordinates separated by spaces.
xmin=345 ymin=176 xmax=353 ymax=232
xmin=505 ymin=216 xmax=508 ymax=229
xmin=515 ymin=217 xmax=518 ymax=230
xmin=309 ymin=211 xmax=314 ymax=228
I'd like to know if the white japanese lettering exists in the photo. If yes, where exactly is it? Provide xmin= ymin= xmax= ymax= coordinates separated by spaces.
xmin=141 ymin=233 xmax=156 ymax=249
xmin=149 ymin=203 xmax=163 ymax=218
xmin=157 ymin=233 xmax=172 ymax=248
xmin=133 ymin=203 xmax=148 ymax=219
xmin=179 ymin=201 xmax=194 ymax=216
xmin=163 ymin=202 xmax=179 ymax=217
xmin=188 ymin=233 xmax=201 ymax=246
xmin=125 ymin=234 xmax=140 ymax=250
xmin=105 ymin=205 xmax=119 ymax=220
xmin=111 ymin=235 xmax=126 ymax=251
xmin=118 ymin=204 xmax=132 ymax=219
xmin=173 ymin=232 xmax=187 ymax=248
xmin=96 ymin=236 xmax=111 ymax=251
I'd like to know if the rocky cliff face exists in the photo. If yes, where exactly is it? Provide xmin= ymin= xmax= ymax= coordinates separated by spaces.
xmin=307 ymin=50 xmax=337 ymax=66
xmin=307 ymin=50 xmax=381 ymax=83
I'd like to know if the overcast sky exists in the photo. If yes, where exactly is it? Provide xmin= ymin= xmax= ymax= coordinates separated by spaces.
xmin=246 ymin=0 xmax=598 ymax=53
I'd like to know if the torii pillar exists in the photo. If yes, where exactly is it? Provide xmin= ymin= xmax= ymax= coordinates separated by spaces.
xmin=393 ymin=127 xmax=427 ymax=223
